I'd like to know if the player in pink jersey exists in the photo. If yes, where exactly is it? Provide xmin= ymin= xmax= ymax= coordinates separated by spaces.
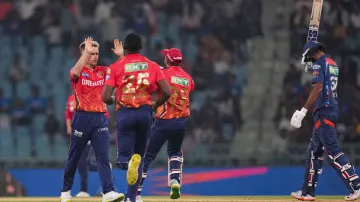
xmin=102 ymin=33 xmax=171 ymax=202
xmin=137 ymin=48 xmax=194 ymax=201
xmin=61 ymin=37 xmax=124 ymax=202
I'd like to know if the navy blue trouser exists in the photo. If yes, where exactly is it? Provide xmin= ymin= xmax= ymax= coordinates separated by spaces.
xmin=77 ymin=143 xmax=98 ymax=192
xmin=115 ymin=105 xmax=152 ymax=202
xmin=62 ymin=112 xmax=114 ymax=194
xmin=137 ymin=118 xmax=187 ymax=195
xmin=302 ymin=110 xmax=360 ymax=196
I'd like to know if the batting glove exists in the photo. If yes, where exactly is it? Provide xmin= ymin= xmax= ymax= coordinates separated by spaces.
xmin=290 ymin=108 xmax=308 ymax=128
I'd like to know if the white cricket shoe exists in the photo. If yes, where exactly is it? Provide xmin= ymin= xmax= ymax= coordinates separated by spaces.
xmin=102 ymin=191 xmax=125 ymax=202
xmin=345 ymin=190 xmax=360 ymax=201
xmin=60 ymin=190 xmax=72 ymax=202
xmin=136 ymin=195 xmax=143 ymax=202
xmin=76 ymin=191 xmax=90 ymax=197
xmin=291 ymin=190 xmax=315 ymax=201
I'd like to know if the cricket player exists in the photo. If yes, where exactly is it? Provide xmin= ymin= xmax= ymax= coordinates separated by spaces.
xmin=290 ymin=41 xmax=360 ymax=201
xmin=135 ymin=48 xmax=194 ymax=202
xmin=102 ymin=33 xmax=171 ymax=202
xmin=65 ymin=93 xmax=112 ymax=197
xmin=60 ymin=37 xmax=124 ymax=202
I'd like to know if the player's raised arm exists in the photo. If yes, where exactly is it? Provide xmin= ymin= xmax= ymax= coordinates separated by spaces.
xmin=291 ymin=41 xmax=326 ymax=128
xmin=102 ymin=65 xmax=116 ymax=104
xmin=111 ymin=39 xmax=124 ymax=60
xmin=153 ymin=65 xmax=171 ymax=110
xmin=70 ymin=37 xmax=98 ymax=80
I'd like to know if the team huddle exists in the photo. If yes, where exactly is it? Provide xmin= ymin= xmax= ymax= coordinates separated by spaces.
xmin=60 ymin=33 xmax=194 ymax=202
xmin=59 ymin=29 xmax=360 ymax=202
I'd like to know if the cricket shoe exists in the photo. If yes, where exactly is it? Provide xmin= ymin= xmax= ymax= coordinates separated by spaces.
xmin=291 ymin=190 xmax=315 ymax=201
xmin=75 ymin=191 xmax=90 ymax=197
xmin=136 ymin=195 xmax=143 ymax=202
xmin=127 ymin=154 xmax=141 ymax=185
xmin=102 ymin=191 xmax=125 ymax=202
xmin=345 ymin=190 xmax=360 ymax=201
xmin=121 ymin=196 xmax=143 ymax=202
xmin=170 ymin=179 xmax=181 ymax=199
xmin=60 ymin=190 xmax=72 ymax=202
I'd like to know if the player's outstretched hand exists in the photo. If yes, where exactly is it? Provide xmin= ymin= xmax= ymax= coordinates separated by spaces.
xmin=290 ymin=109 xmax=306 ymax=128
xmin=112 ymin=39 xmax=124 ymax=58
xmin=84 ymin=37 xmax=96 ymax=54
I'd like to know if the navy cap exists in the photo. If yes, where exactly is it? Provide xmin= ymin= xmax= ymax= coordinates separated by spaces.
xmin=302 ymin=41 xmax=323 ymax=56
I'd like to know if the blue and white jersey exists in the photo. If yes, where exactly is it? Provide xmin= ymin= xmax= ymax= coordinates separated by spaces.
xmin=311 ymin=55 xmax=339 ymax=112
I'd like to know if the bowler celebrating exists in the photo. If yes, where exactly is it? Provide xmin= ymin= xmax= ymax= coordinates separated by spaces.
xmin=102 ymin=33 xmax=171 ymax=202
xmin=60 ymin=37 xmax=124 ymax=202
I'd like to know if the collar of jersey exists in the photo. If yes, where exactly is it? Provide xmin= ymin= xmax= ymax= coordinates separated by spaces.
xmin=126 ymin=53 xmax=142 ymax=57
xmin=83 ymin=65 xmax=97 ymax=71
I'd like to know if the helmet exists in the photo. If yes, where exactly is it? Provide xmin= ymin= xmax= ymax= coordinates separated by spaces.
xmin=302 ymin=41 xmax=324 ymax=63
xmin=301 ymin=41 xmax=326 ymax=72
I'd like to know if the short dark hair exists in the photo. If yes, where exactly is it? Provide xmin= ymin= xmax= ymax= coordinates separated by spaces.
xmin=317 ymin=45 xmax=326 ymax=54
xmin=79 ymin=41 xmax=99 ymax=52
xmin=123 ymin=33 xmax=142 ymax=53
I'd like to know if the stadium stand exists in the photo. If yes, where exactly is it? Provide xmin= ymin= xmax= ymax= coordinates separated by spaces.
xmin=0 ymin=0 xmax=259 ymax=166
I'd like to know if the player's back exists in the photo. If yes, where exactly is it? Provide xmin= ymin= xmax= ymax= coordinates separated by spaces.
xmin=70 ymin=66 xmax=108 ymax=113
xmin=312 ymin=55 xmax=339 ymax=117
xmin=155 ymin=66 xmax=194 ymax=119
xmin=109 ymin=54 xmax=163 ymax=110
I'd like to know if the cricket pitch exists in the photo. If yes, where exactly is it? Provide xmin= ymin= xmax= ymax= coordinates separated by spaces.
xmin=0 ymin=196 xmax=349 ymax=202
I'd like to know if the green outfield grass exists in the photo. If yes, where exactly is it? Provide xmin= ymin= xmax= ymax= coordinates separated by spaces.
xmin=0 ymin=196 xmax=349 ymax=202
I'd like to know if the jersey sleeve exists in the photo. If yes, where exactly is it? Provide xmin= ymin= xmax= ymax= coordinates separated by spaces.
xmin=154 ymin=64 xmax=166 ymax=82
xmin=312 ymin=63 xmax=325 ymax=84
xmin=105 ymin=64 xmax=117 ymax=87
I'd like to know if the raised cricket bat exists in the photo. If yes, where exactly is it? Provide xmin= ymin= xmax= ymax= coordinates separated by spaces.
xmin=307 ymin=0 xmax=324 ymax=42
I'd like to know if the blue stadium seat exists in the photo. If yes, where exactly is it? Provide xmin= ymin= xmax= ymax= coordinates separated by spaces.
xmin=30 ymin=37 xmax=47 ymax=73
xmin=15 ymin=128 xmax=32 ymax=159
xmin=193 ymin=145 xmax=210 ymax=158
xmin=166 ymin=23 xmax=180 ymax=44
xmin=30 ymin=36 xmax=46 ymax=51
xmin=46 ymin=47 xmax=64 ymax=77
xmin=16 ymin=46 xmax=29 ymax=63
xmin=61 ymin=57 xmax=76 ymax=82
xmin=150 ymin=34 xmax=165 ymax=51
xmin=222 ymin=124 xmax=234 ymax=141
xmin=185 ymin=42 xmax=197 ymax=65
xmin=35 ymin=135 xmax=53 ymax=160
xmin=32 ymin=115 xmax=46 ymax=137
xmin=156 ymin=11 xmax=167 ymax=35
xmin=54 ymin=135 xmax=69 ymax=161
xmin=0 ymin=45 xmax=13 ymax=77
xmin=0 ymin=126 xmax=14 ymax=159
xmin=15 ymin=126 xmax=30 ymax=136
xmin=0 ymin=35 xmax=11 ymax=47
xmin=191 ymin=91 xmax=206 ymax=110
xmin=0 ymin=82 xmax=12 ymax=97
xmin=13 ymin=36 xmax=23 ymax=48
xmin=16 ymin=81 xmax=30 ymax=99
